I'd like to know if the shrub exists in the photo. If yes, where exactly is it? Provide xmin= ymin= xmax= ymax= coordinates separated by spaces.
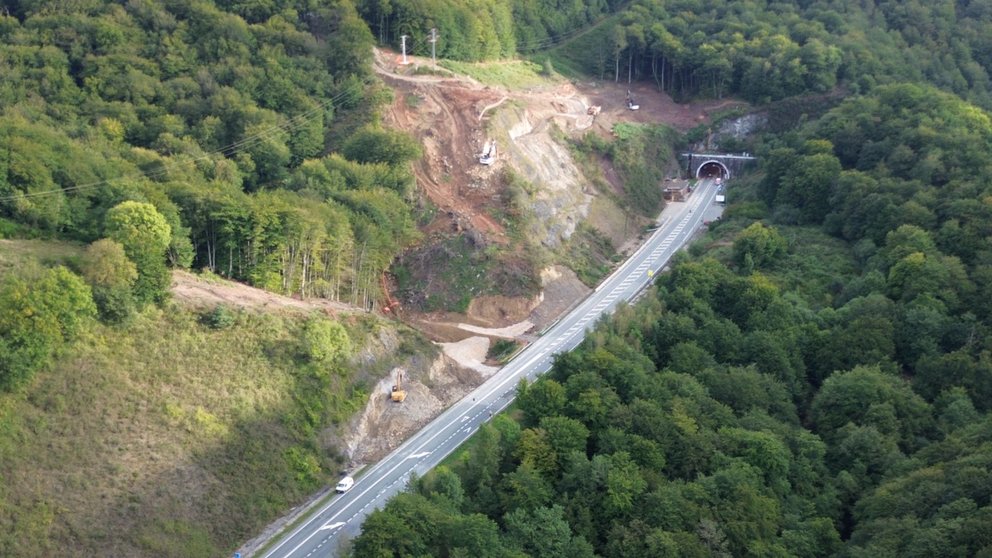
xmin=202 ymin=305 xmax=237 ymax=329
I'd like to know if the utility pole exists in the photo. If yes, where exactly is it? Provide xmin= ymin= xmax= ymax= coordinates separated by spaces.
xmin=429 ymin=28 xmax=437 ymax=69
xmin=400 ymin=34 xmax=409 ymax=65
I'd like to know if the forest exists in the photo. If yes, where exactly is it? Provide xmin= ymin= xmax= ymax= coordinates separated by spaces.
xmin=357 ymin=0 xmax=992 ymax=108
xmin=585 ymin=0 xmax=992 ymax=104
xmin=0 ymin=0 xmax=428 ymax=387
xmin=352 ymin=82 xmax=992 ymax=556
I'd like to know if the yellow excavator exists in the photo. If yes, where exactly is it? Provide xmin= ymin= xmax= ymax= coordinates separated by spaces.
xmin=391 ymin=369 xmax=407 ymax=403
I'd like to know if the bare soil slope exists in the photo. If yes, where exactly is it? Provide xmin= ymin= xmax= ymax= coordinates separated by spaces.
xmin=172 ymin=270 xmax=354 ymax=315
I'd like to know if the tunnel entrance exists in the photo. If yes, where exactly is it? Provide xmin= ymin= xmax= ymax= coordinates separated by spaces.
xmin=696 ymin=161 xmax=730 ymax=179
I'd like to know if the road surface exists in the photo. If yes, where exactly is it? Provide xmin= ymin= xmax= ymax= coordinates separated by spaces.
xmin=258 ymin=178 xmax=721 ymax=558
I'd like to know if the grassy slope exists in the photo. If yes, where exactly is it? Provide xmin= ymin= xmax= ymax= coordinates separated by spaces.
xmin=439 ymin=59 xmax=551 ymax=88
xmin=0 ymin=241 xmax=433 ymax=557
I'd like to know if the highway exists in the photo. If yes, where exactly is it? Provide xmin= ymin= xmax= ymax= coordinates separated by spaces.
xmin=258 ymin=178 xmax=720 ymax=558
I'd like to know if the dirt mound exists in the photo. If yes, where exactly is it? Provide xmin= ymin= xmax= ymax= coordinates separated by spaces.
xmin=466 ymin=294 xmax=540 ymax=326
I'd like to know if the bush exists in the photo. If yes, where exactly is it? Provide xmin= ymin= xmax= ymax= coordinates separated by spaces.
xmin=541 ymin=58 xmax=555 ymax=77
xmin=733 ymin=222 xmax=787 ymax=271
xmin=92 ymin=286 xmax=137 ymax=324
xmin=487 ymin=339 xmax=519 ymax=363
xmin=202 ymin=305 xmax=237 ymax=329
xmin=301 ymin=317 xmax=352 ymax=364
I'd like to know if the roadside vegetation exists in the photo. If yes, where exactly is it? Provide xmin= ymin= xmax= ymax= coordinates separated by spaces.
xmin=486 ymin=339 xmax=520 ymax=364
xmin=556 ymin=223 xmax=617 ymax=287
xmin=573 ymin=123 xmax=681 ymax=217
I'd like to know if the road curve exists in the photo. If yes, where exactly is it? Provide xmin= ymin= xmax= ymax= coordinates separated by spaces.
xmin=258 ymin=178 xmax=720 ymax=558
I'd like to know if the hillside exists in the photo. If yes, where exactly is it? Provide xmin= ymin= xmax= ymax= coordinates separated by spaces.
xmin=0 ymin=240 xmax=464 ymax=556
xmin=371 ymin=45 xmax=744 ymax=335
xmin=0 ymin=2 xmax=727 ymax=553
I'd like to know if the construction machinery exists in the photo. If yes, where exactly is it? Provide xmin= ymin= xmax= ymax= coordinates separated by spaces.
xmin=380 ymin=273 xmax=400 ymax=313
xmin=390 ymin=369 xmax=407 ymax=402
xmin=626 ymin=89 xmax=640 ymax=110
xmin=479 ymin=139 xmax=497 ymax=165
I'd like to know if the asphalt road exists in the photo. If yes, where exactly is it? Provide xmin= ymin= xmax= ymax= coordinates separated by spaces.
xmin=258 ymin=178 xmax=721 ymax=558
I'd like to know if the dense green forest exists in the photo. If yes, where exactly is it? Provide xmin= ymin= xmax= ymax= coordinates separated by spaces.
xmin=351 ymin=51 xmax=992 ymax=558
xmin=0 ymin=0 xmax=421 ymax=311
xmin=589 ymin=0 xmax=992 ymax=104
xmin=0 ymin=0 xmax=430 ymax=388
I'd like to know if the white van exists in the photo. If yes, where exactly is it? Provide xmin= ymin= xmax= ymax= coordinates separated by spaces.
xmin=335 ymin=476 xmax=354 ymax=493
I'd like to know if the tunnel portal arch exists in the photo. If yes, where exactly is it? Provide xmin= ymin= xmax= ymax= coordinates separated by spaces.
xmin=696 ymin=160 xmax=730 ymax=179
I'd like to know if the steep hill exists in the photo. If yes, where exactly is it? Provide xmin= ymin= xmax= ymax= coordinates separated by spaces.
xmin=0 ymin=241 xmax=474 ymax=557
xmin=373 ymin=47 xmax=744 ymax=336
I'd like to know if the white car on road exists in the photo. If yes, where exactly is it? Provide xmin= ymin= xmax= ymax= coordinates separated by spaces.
xmin=335 ymin=476 xmax=354 ymax=493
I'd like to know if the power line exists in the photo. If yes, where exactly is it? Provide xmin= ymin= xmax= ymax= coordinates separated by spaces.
xmin=0 ymin=83 xmax=366 ymax=203
xmin=388 ymin=17 xmax=604 ymax=69
xmin=399 ymin=22 xmax=592 ymax=61
xmin=514 ymin=21 xmax=606 ymax=52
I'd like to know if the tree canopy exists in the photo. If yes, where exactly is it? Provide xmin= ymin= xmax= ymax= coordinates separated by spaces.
xmin=0 ymin=0 xmax=422 ymax=309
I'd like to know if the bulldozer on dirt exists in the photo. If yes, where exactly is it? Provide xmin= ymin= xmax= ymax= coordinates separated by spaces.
xmin=390 ymin=369 xmax=407 ymax=403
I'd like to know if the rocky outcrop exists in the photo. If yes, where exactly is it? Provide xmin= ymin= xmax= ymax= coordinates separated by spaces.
xmin=494 ymin=104 xmax=593 ymax=248
xmin=341 ymin=355 xmax=482 ymax=465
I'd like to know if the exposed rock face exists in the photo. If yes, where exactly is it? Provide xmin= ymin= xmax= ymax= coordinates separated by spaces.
xmin=341 ymin=355 xmax=481 ymax=464
xmin=494 ymin=104 xmax=593 ymax=248
xmin=703 ymin=113 xmax=768 ymax=151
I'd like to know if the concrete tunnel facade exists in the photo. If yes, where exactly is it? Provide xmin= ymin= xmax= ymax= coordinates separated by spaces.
xmin=695 ymin=160 xmax=731 ymax=179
